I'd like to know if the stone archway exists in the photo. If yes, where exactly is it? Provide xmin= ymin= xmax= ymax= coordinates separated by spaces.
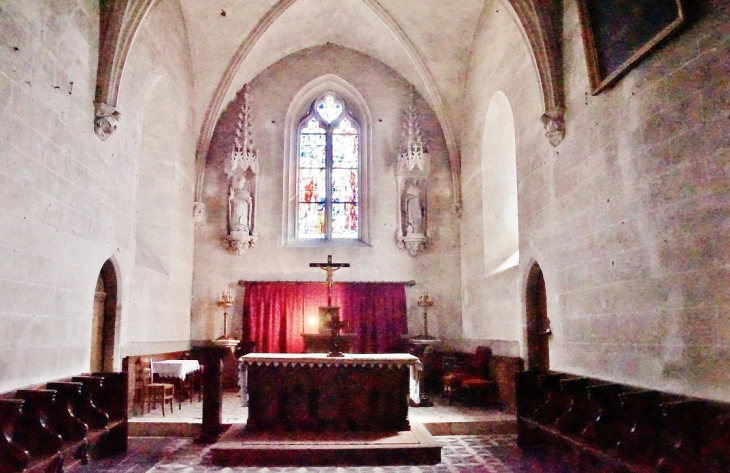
xmin=525 ymin=261 xmax=549 ymax=371
xmin=91 ymin=259 xmax=118 ymax=372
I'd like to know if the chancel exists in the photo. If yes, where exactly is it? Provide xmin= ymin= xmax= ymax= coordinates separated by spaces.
xmin=2 ymin=0 xmax=730 ymax=471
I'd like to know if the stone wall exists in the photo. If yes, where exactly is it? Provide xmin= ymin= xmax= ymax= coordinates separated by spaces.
xmin=192 ymin=44 xmax=462 ymax=345
xmin=0 ymin=0 xmax=196 ymax=392
xmin=460 ymin=0 xmax=730 ymax=401
xmin=459 ymin=4 xmax=545 ymax=357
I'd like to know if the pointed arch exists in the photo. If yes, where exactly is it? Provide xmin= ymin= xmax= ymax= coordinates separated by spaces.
xmin=282 ymin=74 xmax=373 ymax=245
xmin=525 ymin=261 xmax=550 ymax=371
xmin=500 ymin=0 xmax=566 ymax=146
xmin=91 ymin=257 xmax=122 ymax=372
xmin=193 ymin=0 xmax=461 ymax=212
xmin=482 ymin=91 xmax=518 ymax=276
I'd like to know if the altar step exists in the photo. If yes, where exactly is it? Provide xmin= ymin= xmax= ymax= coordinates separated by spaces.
xmin=128 ymin=417 xmax=517 ymax=437
xmin=209 ymin=422 xmax=442 ymax=466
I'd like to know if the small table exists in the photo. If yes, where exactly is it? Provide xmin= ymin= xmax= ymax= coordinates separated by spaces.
xmin=240 ymin=353 xmax=421 ymax=431
xmin=152 ymin=360 xmax=200 ymax=380
xmin=152 ymin=360 xmax=201 ymax=405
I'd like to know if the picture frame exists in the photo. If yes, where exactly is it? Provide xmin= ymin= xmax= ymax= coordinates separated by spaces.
xmin=577 ymin=0 xmax=686 ymax=95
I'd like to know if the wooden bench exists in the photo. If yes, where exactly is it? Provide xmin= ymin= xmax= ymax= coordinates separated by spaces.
xmin=517 ymin=370 xmax=730 ymax=472
xmin=0 ymin=372 xmax=128 ymax=472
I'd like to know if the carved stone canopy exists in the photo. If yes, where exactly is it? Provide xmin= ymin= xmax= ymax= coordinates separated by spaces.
xmin=224 ymin=85 xmax=259 ymax=255
xmin=395 ymin=95 xmax=429 ymax=257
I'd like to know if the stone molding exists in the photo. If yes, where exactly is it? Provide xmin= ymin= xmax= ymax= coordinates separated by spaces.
xmin=94 ymin=0 xmax=157 ymax=140
xmin=504 ymin=0 xmax=566 ymax=147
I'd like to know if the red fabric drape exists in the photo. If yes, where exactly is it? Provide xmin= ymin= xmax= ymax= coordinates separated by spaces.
xmin=243 ymin=282 xmax=407 ymax=354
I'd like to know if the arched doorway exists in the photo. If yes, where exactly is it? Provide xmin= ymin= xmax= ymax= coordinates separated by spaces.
xmin=91 ymin=259 xmax=118 ymax=372
xmin=526 ymin=262 xmax=549 ymax=371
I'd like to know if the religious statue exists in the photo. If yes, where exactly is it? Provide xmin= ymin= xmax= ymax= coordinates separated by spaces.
xmin=228 ymin=180 xmax=252 ymax=233
xmin=395 ymin=93 xmax=429 ymax=256
xmin=405 ymin=181 xmax=423 ymax=235
xmin=224 ymin=84 xmax=259 ymax=255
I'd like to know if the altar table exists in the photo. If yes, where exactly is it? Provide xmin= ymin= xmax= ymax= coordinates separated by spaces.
xmin=239 ymin=353 xmax=421 ymax=431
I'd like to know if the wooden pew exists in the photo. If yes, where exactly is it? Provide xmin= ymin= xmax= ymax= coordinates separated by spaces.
xmin=0 ymin=372 xmax=128 ymax=472
xmin=517 ymin=370 xmax=730 ymax=472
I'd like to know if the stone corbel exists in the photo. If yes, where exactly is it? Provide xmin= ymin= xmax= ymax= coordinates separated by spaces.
xmin=94 ymin=0 xmax=157 ymax=140
xmin=506 ymin=0 xmax=566 ymax=146
xmin=540 ymin=106 xmax=565 ymax=147
xmin=193 ymin=202 xmax=207 ymax=224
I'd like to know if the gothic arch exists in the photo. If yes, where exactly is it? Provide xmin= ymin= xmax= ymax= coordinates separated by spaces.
xmin=525 ymin=260 xmax=550 ymax=371
xmin=94 ymin=0 xmax=159 ymax=139
xmin=482 ymin=91 xmax=519 ymax=275
xmin=91 ymin=258 xmax=122 ymax=372
xmin=193 ymin=0 xmax=461 ymax=214
xmin=282 ymin=74 xmax=373 ymax=245
xmin=499 ymin=0 xmax=566 ymax=146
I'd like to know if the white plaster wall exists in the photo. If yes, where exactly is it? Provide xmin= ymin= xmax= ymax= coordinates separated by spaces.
xmin=462 ymin=1 xmax=730 ymax=402
xmin=192 ymin=45 xmax=462 ymax=346
xmin=0 ymin=0 xmax=196 ymax=392
xmin=459 ymin=3 xmax=544 ymax=356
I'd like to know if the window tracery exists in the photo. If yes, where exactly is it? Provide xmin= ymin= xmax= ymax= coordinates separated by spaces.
xmin=297 ymin=93 xmax=360 ymax=240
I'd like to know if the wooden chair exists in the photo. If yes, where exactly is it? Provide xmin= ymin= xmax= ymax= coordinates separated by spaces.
xmin=141 ymin=358 xmax=174 ymax=416
xmin=442 ymin=346 xmax=497 ymax=406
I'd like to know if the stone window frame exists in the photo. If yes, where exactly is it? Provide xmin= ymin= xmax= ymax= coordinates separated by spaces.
xmin=283 ymin=75 xmax=372 ymax=247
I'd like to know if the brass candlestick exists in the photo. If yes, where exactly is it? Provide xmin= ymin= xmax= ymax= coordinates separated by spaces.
xmin=213 ymin=288 xmax=239 ymax=351
xmin=413 ymin=291 xmax=437 ymax=342
xmin=217 ymin=288 xmax=234 ymax=338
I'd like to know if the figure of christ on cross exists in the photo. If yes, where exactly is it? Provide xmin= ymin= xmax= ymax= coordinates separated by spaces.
xmin=309 ymin=254 xmax=350 ymax=306
xmin=310 ymin=255 xmax=350 ymax=357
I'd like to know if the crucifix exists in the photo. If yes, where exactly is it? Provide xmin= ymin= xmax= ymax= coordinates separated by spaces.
xmin=309 ymin=254 xmax=350 ymax=307
xmin=310 ymin=255 xmax=350 ymax=357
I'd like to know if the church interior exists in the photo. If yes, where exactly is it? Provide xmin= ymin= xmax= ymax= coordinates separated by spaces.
xmin=1 ymin=0 xmax=729 ymax=471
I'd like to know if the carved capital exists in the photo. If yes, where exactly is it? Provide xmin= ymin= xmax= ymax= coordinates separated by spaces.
xmin=193 ymin=202 xmax=206 ymax=223
xmin=540 ymin=106 xmax=565 ymax=147
xmin=93 ymin=102 xmax=120 ymax=140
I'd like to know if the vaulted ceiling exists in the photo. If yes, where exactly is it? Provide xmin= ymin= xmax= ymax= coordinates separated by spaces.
xmin=94 ymin=0 xmax=564 ymax=208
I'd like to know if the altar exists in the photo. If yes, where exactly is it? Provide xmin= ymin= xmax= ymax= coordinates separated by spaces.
xmin=239 ymin=353 xmax=421 ymax=432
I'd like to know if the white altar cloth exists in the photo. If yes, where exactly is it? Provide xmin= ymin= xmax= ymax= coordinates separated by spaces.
xmin=238 ymin=353 xmax=422 ymax=405
xmin=152 ymin=359 xmax=200 ymax=380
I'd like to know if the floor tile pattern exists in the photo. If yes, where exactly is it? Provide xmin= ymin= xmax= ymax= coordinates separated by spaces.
xmin=81 ymin=435 xmax=522 ymax=472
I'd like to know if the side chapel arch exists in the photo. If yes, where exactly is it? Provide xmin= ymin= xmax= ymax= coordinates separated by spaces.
xmin=91 ymin=258 xmax=121 ymax=373
xmin=525 ymin=261 xmax=550 ymax=371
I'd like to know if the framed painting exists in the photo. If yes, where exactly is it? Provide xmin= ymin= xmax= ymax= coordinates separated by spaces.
xmin=578 ymin=0 xmax=686 ymax=95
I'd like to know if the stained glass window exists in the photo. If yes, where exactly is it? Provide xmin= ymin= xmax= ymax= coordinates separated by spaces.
xmin=297 ymin=93 xmax=359 ymax=240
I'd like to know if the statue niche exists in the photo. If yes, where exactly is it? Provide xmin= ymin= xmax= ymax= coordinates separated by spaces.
xmin=224 ymin=85 xmax=259 ymax=255
xmin=395 ymin=94 xmax=429 ymax=256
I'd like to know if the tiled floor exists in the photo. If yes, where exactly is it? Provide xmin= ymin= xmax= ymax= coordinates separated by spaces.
xmin=80 ymin=434 xmax=562 ymax=472
xmin=118 ymin=392 xmax=569 ymax=472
